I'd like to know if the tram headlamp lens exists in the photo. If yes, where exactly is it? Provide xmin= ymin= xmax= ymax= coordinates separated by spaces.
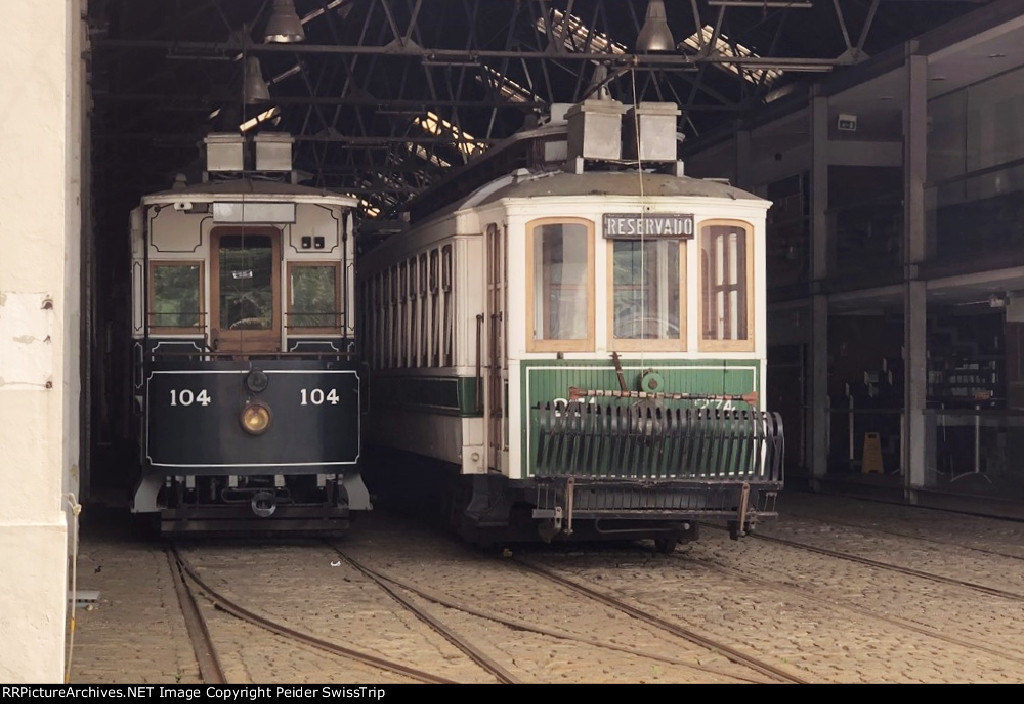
xmin=241 ymin=402 xmax=272 ymax=435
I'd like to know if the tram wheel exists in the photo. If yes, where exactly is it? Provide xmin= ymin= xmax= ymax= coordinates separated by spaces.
xmin=654 ymin=537 xmax=678 ymax=554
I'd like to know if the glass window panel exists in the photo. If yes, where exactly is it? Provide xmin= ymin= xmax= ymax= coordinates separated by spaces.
xmin=533 ymin=223 xmax=589 ymax=340
xmin=290 ymin=265 xmax=338 ymax=328
xmin=701 ymin=225 xmax=748 ymax=341
xmin=612 ymin=240 xmax=680 ymax=340
xmin=218 ymin=235 xmax=273 ymax=330
xmin=152 ymin=263 xmax=201 ymax=328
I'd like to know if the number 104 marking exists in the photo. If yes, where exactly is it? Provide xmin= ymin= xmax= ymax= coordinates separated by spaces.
xmin=170 ymin=388 xmax=211 ymax=406
xmin=300 ymin=388 xmax=340 ymax=405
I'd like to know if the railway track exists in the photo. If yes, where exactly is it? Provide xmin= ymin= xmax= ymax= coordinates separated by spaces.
xmin=166 ymin=545 xmax=459 ymax=684
xmin=671 ymin=550 xmax=1024 ymax=668
xmin=507 ymin=556 xmax=810 ymax=684
xmin=745 ymin=531 xmax=1024 ymax=601
xmin=166 ymin=548 xmax=226 ymax=684
xmin=329 ymin=544 xmax=775 ymax=684
xmin=324 ymin=546 xmax=519 ymax=684
xmin=779 ymin=511 xmax=1024 ymax=562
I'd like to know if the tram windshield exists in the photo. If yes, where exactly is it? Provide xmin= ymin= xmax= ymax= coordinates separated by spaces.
xmin=218 ymin=235 xmax=273 ymax=331
xmin=612 ymin=239 xmax=682 ymax=341
xmin=210 ymin=228 xmax=281 ymax=353
xmin=530 ymin=221 xmax=592 ymax=347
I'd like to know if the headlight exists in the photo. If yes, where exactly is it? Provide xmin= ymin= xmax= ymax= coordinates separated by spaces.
xmin=240 ymin=401 xmax=272 ymax=435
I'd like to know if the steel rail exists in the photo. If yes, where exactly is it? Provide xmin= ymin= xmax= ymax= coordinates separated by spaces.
xmin=165 ymin=548 xmax=227 ymax=685
xmin=329 ymin=547 xmax=520 ymax=684
xmin=512 ymin=557 xmax=811 ymax=684
xmin=170 ymin=547 xmax=458 ymax=684
xmin=331 ymin=546 xmax=771 ymax=684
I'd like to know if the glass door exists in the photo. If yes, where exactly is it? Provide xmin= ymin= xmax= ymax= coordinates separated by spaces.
xmin=210 ymin=226 xmax=281 ymax=354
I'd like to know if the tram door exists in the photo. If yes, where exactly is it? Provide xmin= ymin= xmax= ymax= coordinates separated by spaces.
xmin=210 ymin=226 xmax=282 ymax=354
xmin=485 ymin=223 xmax=508 ymax=472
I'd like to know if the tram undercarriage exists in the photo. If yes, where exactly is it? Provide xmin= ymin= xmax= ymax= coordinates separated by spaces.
xmin=133 ymin=471 xmax=371 ymax=536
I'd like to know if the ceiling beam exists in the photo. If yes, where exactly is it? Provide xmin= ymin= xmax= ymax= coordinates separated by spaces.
xmin=92 ymin=38 xmax=851 ymax=71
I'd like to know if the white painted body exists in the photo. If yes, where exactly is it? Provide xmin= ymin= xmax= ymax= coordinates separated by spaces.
xmin=359 ymin=168 xmax=771 ymax=482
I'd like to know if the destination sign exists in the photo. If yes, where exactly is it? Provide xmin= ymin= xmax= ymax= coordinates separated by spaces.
xmin=603 ymin=213 xmax=694 ymax=239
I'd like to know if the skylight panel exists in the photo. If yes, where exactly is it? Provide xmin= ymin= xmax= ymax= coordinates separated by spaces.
xmin=680 ymin=26 xmax=782 ymax=85
xmin=413 ymin=111 xmax=482 ymax=159
xmin=408 ymin=143 xmax=452 ymax=169
xmin=536 ymin=9 xmax=628 ymax=55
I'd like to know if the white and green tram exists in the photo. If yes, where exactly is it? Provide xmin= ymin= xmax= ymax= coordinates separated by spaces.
xmin=358 ymin=101 xmax=783 ymax=549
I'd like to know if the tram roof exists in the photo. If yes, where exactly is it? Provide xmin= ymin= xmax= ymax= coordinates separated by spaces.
xmin=141 ymin=177 xmax=358 ymax=207
xmin=472 ymin=169 xmax=769 ymax=207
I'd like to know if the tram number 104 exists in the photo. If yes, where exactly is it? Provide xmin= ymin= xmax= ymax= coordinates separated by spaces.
xmin=167 ymin=388 xmax=340 ymax=407
xmin=169 ymin=389 xmax=211 ymax=407
xmin=299 ymin=388 xmax=340 ymax=406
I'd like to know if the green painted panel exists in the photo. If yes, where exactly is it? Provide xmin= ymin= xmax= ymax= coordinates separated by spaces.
xmin=519 ymin=358 xmax=762 ymax=477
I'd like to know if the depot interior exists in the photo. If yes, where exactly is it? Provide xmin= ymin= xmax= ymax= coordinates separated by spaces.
xmin=82 ymin=0 xmax=1024 ymax=518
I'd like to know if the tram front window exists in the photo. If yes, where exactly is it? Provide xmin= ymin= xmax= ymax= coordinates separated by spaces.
xmin=218 ymin=235 xmax=273 ymax=331
xmin=289 ymin=263 xmax=340 ymax=330
xmin=699 ymin=221 xmax=753 ymax=351
xmin=612 ymin=239 xmax=681 ymax=342
xmin=211 ymin=228 xmax=281 ymax=353
xmin=150 ymin=262 xmax=202 ymax=331
xmin=530 ymin=221 xmax=592 ymax=348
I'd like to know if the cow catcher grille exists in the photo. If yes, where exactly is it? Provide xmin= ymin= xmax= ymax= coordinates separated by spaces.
xmin=530 ymin=402 xmax=784 ymax=538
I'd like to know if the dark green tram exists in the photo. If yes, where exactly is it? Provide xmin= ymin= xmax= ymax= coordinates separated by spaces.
xmin=129 ymin=133 xmax=371 ymax=534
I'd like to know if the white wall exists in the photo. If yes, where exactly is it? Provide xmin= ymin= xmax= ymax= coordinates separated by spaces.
xmin=0 ymin=2 xmax=82 ymax=683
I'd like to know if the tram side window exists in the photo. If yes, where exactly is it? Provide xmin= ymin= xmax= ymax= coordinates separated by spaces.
xmin=390 ymin=265 xmax=400 ymax=367
xmin=611 ymin=239 xmax=683 ymax=349
xmin=362 ymin=278 xmax=374 ymax=362
xmin=374 ymin=272 xmax=385 ymax=369
xmin=288 ymin=263 xmax=340 ymax=331
xmin=442 ymin=245 xmax=454 ymax=366
xmin=409 ymin=257 xmax=419 ymax=367
xmin=429 ymin=250 xmax=439 ymax=365
xmin=419 ymin=254 xmax=428 ymax=366
xmin=150 ymin=262 xmax=203 ymax=332
xmin=528 ymin=220 xmax=594 ymax=352
xmin=399 ymin=261 xmax=409 ymax=367
xmin=699 ymin=222 xmax=753 ymax=351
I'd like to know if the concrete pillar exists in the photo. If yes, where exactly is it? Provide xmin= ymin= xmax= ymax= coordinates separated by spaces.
xmin=903 ymin=46 xmax=929 ymax=496
xmin=809 ymin=89 xmax=830 ymax=486
xmin=0 ymin=2 xmax=82 ymax=682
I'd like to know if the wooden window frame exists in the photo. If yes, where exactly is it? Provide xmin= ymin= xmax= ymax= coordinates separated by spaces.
xmin=409 ymin=257 xmax=420 ymax=367
xmin=606 ymin=238 xmax=687 ymax=352
xmin=525 ymin=217 xmax=595 ymax=353
xmin=698 ymin=219 xmax=755 ymax=352
xmin=442 ymin=245 xmax=454 ymax=366
xmin=285 ymin=261 xmax=342 ymax=335
xmin=148 ymin=260 xmax=205 ymax=334
xmin=210 ymin=226 xmax=282 ymax=353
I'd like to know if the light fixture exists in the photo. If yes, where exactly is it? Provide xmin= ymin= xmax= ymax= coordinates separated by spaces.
xmin=240 ymin=401 xmax=272 ymax=435
xmin=264 ymin=0 xmax=305 ymax=43
xmin=636 ymin=0 xmax=675 ymax=53
xmin=244 ymin=56 xmax=271 ymax=104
